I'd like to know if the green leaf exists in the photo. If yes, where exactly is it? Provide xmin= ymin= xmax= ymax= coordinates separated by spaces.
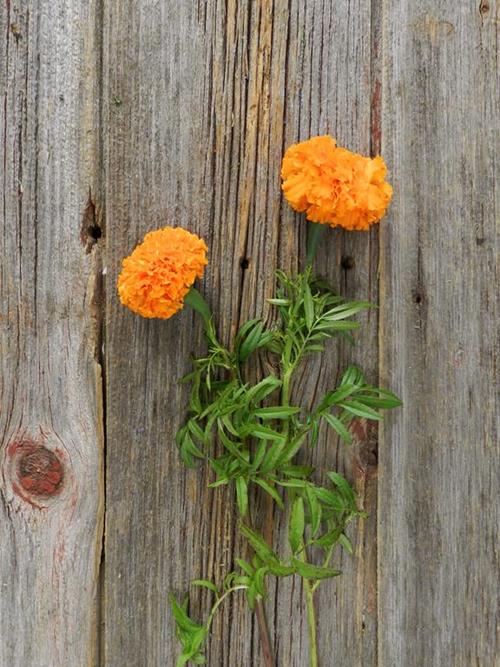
xmin=254 ymin=478 xmax=284 ymax=509
xmin=354 ymin=393 xmax=402 ymax=409
xmin=239 ymin=524 xmax=278 ymax=563
xmin=340 ymin=365 xmax=365 ymax=386
xmin=235 ymin=558 xmax=255 ymax=577
xmin=239 ymin=320 xmax=265 ymax=362
xmin=339 ymin=533 xmax=353 ymax=554
xmin=250 ymin=440 xmax=268 ymax=472
xmin=277 ymin=431 xmax=307 ymax=464
xmin=303 ymin=280 xmax=315 ymax=329
xmin=184 ymin=287 xmax=212 ymax=325
xmin=281 ymin=465 xmax=315 ymax=478
xmin=327 ymin=472 xmax=356 ymax=506
xmin=267 ymin=298 xmax=290 ymax=306
xmin=260 ymin=439 xmax=286 ymax=473
xmin=187 ymin=419 xmax=208 ymax=445
xmin=312 ymin=526 xmax=343 ymax=548
xmin=323 ymin=301 xmax=373 ymax=320
xmin=306 ymin=485 xmax=322 ymax=536
xmin=253 ymin=566 xmax=269 ymax=597
xmin=288 ymin=497 xmax=305 ymax=553
xmin=246 ymin=375 xmax=282 ymax=402
xmin=338 ymin=400 xmax=381 ymax=420
xmin=180 ymin=432 xmax=205 ymax=468
xmin=191 ymin=580 xmax=219 ymax=594
xmin=291 ymin=559 xmax=341 ymax=580
xmin=313 ymin=486 xmax=345 ymax=511
xmin=267 ymin=562 xmax=297 ymax=576
xmin=169 ymin=594 xmax=201 ymax=633
xmin=323 ymin=413 xmax=352 ymax=444
xmin=317 ymin=384 xmax=359 ymax=412
xmin=247 ymin=424 xmax=285 ymax=442
xmin=253 ymin=406 xmax=301 ymax=419
xmin=235 ymin=476 xmax=248 ymax=516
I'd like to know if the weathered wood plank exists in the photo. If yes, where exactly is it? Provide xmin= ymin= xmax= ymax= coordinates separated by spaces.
xmin=0 ymin=2 xmax=104 ymax=666
xmin=379 ymin=1 xmax=499 ymax=665
xmin=104 ymin=1 xmax=381 ymax=665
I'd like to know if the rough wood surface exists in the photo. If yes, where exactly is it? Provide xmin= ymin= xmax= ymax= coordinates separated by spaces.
xmin=0 ymin=2 xmax=104 ymax=666
xmin=379 ymin=1 xmax=499 ymax=665
xmin=103 ymin=1 xmax=381 ymax=665
xmin=2 ymin=1 xmax=498 ymax=666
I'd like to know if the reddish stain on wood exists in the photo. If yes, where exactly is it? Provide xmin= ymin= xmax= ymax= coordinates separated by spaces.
xmin=7 ymin=438 xmax=64 ymax=500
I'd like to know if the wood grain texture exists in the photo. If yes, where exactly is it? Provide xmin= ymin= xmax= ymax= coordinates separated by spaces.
xmin=379 ymin=1 xmax=499 ymax=665
xmin=103 ymin=1 xmax=381 ymax=665
xmin=0 ymin=2 xmax=104 ymax=666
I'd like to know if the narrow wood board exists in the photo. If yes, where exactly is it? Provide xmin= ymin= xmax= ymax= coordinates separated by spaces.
xmin=0 ymin=2 xmax=104 ymax=666
xmin=379 ymin=1 xmax=499 ymax=665
xmin=103 ymin=1 xmax=382 ymax=665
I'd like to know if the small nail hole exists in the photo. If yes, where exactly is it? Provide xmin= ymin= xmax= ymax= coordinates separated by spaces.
xmin=240 ymin=257 xmax=250 ymax=270
xmin=414 ymin=293 xmax=422 ymax=304
xmin=88 ymin=225 xmax=102 ymax=240
xmin=341 ymin=255 xmax=355 ymax=270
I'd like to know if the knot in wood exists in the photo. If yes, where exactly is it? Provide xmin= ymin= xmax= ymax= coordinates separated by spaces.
xmin=17 ymin=446 xmax=64 ymax=497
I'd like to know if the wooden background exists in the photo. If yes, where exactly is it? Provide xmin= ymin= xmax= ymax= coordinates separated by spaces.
xmin=1 ymin=1 xmax=498 ymax=666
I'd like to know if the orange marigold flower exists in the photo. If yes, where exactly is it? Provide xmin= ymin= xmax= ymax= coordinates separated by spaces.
xmin=281 ymin=135 xmax=393 ymax=231
xmin=117 ymin=226 xmax=208 ymax=319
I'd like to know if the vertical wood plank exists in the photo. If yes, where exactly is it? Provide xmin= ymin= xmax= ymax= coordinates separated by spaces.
xmin=0 ymin=2 xmax=104 ymax=666
xmin=104 ymin=1 xmax=379 ymax=665
xmin=379 ymin=1 xmax=499 ymax=665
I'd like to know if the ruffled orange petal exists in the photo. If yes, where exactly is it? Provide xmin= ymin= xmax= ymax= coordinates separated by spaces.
xmin=281 ymin=135 xmax=393 ymax=231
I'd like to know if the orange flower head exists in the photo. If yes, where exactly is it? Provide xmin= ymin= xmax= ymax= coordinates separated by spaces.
xmin=281 ymin=135 xmax=393 ymax=230
xmin=117 ymin=226 xmax=208 ymax=319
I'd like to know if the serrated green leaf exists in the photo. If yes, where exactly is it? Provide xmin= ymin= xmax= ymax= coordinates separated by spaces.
xmin=338 ymin=533 xmax=353 ymax=554
xmin=289 ymin=497 xmax=305 ymax=553
xmin=303 ymin=281 xmax=315 ymax=329
xmin=260 ymin=439 xmax=286 ymax=473
xmin=235 ymin=476 xmax=248 ymax=516
xmin=323 ymin=413 xmax=352 ymax=444
xmin=354 ymin=393 xmax=402 ymax=409
xmin=246 ymin=375 xmax=282 ymax=402
xmin=235 ymin=558 xmax=255 ymax=577
xmin=254 ymin=478 xmax=284 ymax=509
xmin=306 ymin=485 xmax=322 ymax=536
xmin=247 ymin=424 xmax=285 ymax=442
xmin=169 ymin=594 xmax=201 ymax=633
xmin=313 ymin=486 xmax=345 ymax=511
xmin=253 ymin=406 xmax=300 ymax=419
xmin=250 ymin=439 xmax=268 ymax=472
xmin=239 ymin=524 xmax=278 ymax=563
xmin=281 ymin=465 xmax=315 ymax=478
xmin=291 ymin=559 xmax=341 ymax=580
xmin=317 ymin=384 xmax=359 ymax=412
xmin=239 ymin=320 xmax=264 ymax=362
xmin=327 ymin=472 xmax=356 ymax=506
xmin=267 ymin=298 xmax=290 ymax=305
xmin=338 ymin=400 xmax=381 ymax=420
xmin=191 ymin=580 xmax=219 ymax=594
xmin=267 ymin=562 xmax=297 ymax=576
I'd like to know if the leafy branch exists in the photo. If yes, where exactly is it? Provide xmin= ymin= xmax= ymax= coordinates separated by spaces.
xmin=171 ymin=268 xmax=401 ymax=666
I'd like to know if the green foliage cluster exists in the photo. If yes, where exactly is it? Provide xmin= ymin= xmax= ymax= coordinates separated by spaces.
xmin=171 ymin=268 xmax=401 ymax=666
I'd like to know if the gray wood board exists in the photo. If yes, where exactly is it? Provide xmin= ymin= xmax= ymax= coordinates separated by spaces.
xmin=379 ymin=1 xmax=499 ymax=665
xmin=0 ymin=1 xmax=104 ymax=666
xmin=103 ymin=1 xmax=382 ymax=665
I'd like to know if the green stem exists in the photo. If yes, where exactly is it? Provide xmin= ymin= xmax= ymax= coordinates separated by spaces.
xmin=306 ymin=222 xmax=326 ymax=267
xmin=206 ymin=585 xmax=247 ymax=631
xmin=304 ymin=579 xmax=318 ymax=667
xmin=298 ymin=545 xmax=319 ymax=666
